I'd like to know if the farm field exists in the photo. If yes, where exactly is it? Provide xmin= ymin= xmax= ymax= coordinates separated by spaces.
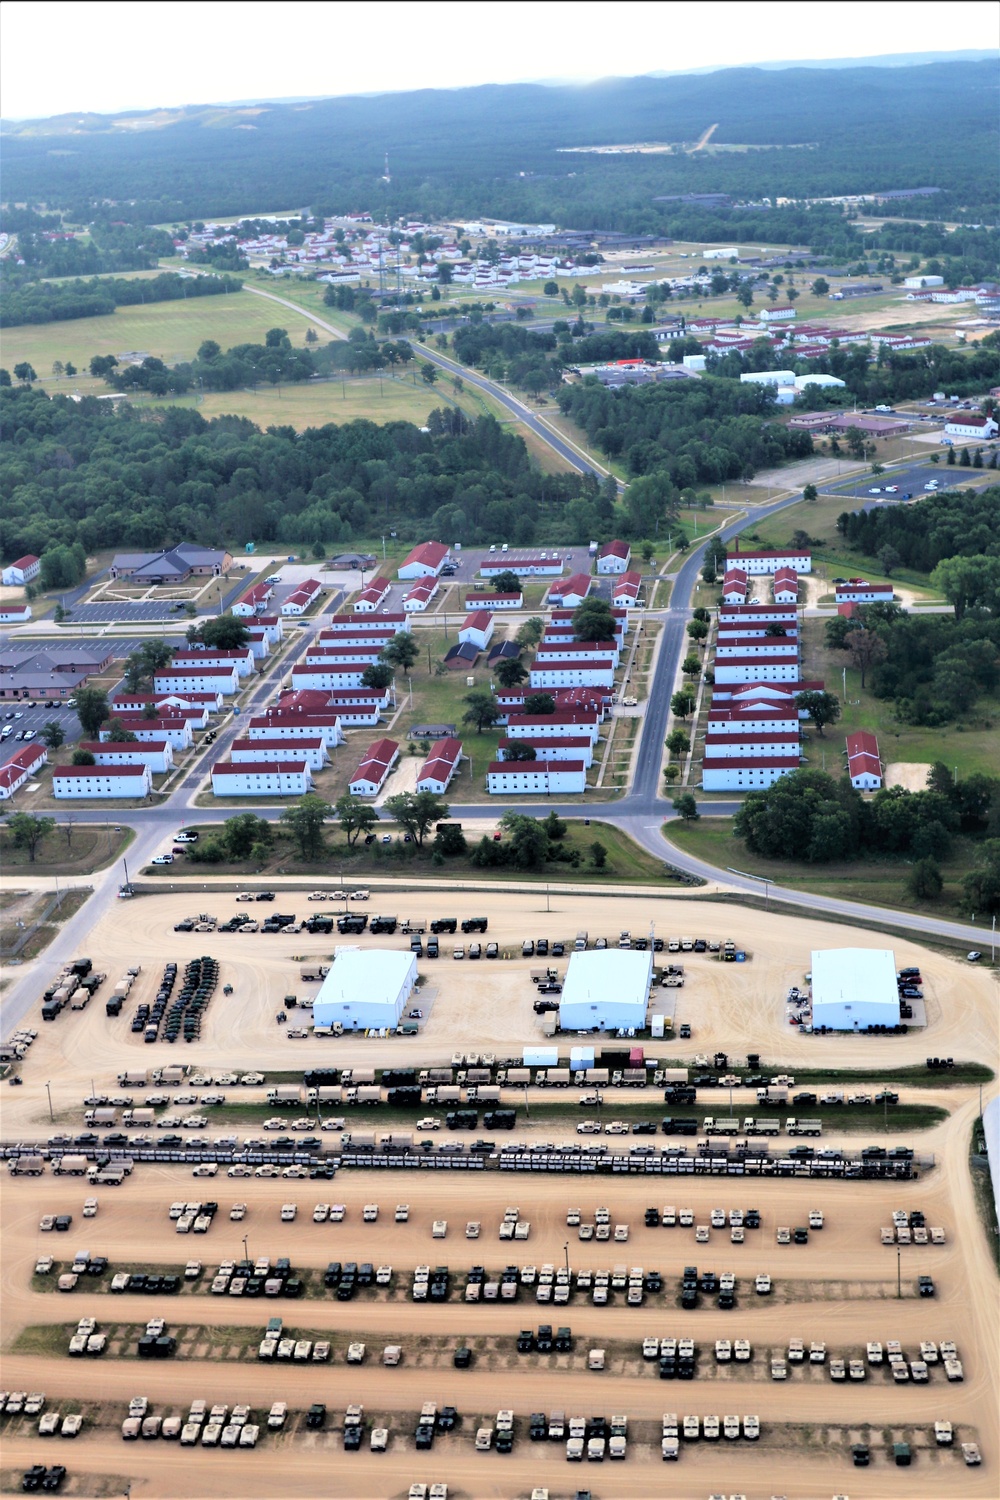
xmin=0 ymin=885 xmax=996 ymax=1497
xmin=2 ymin=289 xmax=316 ymax=378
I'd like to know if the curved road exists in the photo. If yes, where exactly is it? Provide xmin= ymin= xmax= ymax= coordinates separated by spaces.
xmin=1 ymin=335 xmax=989 ymax=1037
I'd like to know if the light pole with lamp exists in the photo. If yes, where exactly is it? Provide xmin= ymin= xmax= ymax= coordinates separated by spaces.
xmin=45 ymin=1080 xmax=54 ymax=1123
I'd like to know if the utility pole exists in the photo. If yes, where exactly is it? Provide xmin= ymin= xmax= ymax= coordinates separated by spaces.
xmin=45 ymin=1080 xmax=54 ymax=1123
xmin=896 ymin=1247 xmax=901 ymax=1299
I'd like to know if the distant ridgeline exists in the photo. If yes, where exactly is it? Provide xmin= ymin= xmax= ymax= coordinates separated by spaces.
xmin=1 ymin=61 xmax=996 ymax=230
xmin=0 ymin=272 xmax=244 ymax=328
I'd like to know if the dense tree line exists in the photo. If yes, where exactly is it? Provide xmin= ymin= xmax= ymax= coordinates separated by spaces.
xmin=826 ymin=598 xmax=1000 ymax=726
xmin=557 ymin=374 xmax=814 ymax=486
xmin=734 ymin=766 xmax=998 ymax=866
xmin=837 ymin=489 xmax=1000 ymax=571
xmin=0 ymin=385 xmax=614 ymax=562
xmin=2 ymin=217 xmax=176 ymax=286
xmin=1 ymin=271 xmax=244 ymax=328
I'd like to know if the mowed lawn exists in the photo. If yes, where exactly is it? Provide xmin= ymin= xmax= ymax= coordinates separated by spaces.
xmin=666 ymin=817 xmax=978 ymax=922
xmin=141 ymin=374 xmax=481 ymax=432
xmin=4 ymin=290 xmax=317 ymax=376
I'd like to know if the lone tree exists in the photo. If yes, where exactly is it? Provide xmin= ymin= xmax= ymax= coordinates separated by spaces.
xmin=280 ymin=794 xmax=332 ymax=861
xmin=494 ymin=656 xmax=527 ymax=690
xmin=73 ymin=687 xmax=110 ymax=739
xmin=461 ymin=688 xmax=501 ymax=735
xmin=844 ymin=628 xmax=888 ymax=688
xmin=8 ymin=812 xmax=55 ymax=862
xmin=516 ymin=616 xmax=545 ymax=649
xmin=590 ymin=841 xmax=608 ymax=868
xmin=382 ymin=633 xmax=421 ymax=678
xmin=795 ymin=690 xmax=841 ymax=737
xmin=41 ymin=720 xmax=65 ymax=750
xmin=670 ymin=689 xmax=696 ymax=719
xmin=490 ymin=569 xmax=521 ymax=595
xmin=504 ymin=740 xmax=537 ymax=761
xmin=333 ymin=792 xmax=380 ymax=846
xmin=672 ymin=793 xmax=700 ymax=822
xmin=200 ymin=616 xmax=251 ymax=650
xmin=362 ymin=661 xmax=395 ymax=691
xmin=573 ymin=597 xmax=616 ymax=642
xmin=384 ymin=790 xmax=449 ymax=847
xmin=221 ymin=814 xmax=273 ymax=861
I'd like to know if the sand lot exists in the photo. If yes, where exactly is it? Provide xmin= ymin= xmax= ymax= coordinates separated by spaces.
xmin=1 ymin=887 xmax=997 ymax=1497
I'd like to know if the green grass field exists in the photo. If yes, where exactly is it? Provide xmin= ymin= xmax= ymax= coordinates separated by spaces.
xmin=665 ymin=816 xmax=982 ymax=922
xmin=3 ymin=289 xmax=315 ymax=378
xmin=156 ymin=818 xmax=677 ymax=887
xmin=745 ymin=494 xmax=944 ymax=596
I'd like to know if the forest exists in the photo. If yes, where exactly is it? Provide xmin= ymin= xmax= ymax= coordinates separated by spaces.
xmin=556 ymin=375 xmax=815 ymax=484
xmin=836 ymin=489 xmax=1000 ymax=570
xmin=1 ymin=271 xmax=244 ymax=327
xmin=733 ymin=767 xmax=999 ymax=894
xmin=0 ymin=386 xmax=622 ymax=563
xmin=2 ymin=61 xmax=996 ymax=231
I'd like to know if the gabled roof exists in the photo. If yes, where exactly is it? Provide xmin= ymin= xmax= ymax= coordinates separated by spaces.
xmin=351 ymin=738 xmax=399 ymax=781
xmin=443 ymin=641 xmax=480 ymax=665
xmin=488 ymin=640 xmax=521 ymax=663
xmin=401 ymin=541 xmax=448 ymax=568
xmin=462 ymin=610 xmax=493 ymax=631
xmin=846 ymin=729 xmax=881 ymax=778
xmin=598 ymin=539 xmax=630 ymax=560
xmin=53 ymin=762 xmax=148 ymax=778
xmin=418 ymin=737 xmax=462 ymax=783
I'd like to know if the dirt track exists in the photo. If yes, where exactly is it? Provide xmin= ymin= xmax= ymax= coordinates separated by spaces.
xmin=1 ymin=889 xmax=997 ymax=1496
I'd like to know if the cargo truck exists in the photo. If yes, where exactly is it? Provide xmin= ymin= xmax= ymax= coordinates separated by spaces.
xmin=505 ymin=1068 xmax=531 ymax=1087
xmin=756 ymin=1086 xmax=788 ymax=1104
xmin=267 ymin=1086 xmax=302 ymax=1107
xmin=786 ymin=1118 xmax=823 ymax=1136
xmin=743 ymin=1117 xmax=781 ymax=1136
xmin=8 ymin=1155 xmax=44 ymax=1176
xmin=306 ymin=1086 xmax=343 ymax=1105
xmin=52 ymin=1154 xmax=89 ymax=1176
xmin=703 ymin=1117 xmax=740 ymax=1135
xmin=118 ymin=1070 xmax=146 ymax=1087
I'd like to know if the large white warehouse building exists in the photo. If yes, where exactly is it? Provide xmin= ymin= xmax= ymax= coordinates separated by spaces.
xmin=313 ymin=950 xmax=417 ymax=1031
xmin=559 ymin=948 xmax=652 ymax=1032
xmin=810 ymin=947 xmax=899 ymax=1031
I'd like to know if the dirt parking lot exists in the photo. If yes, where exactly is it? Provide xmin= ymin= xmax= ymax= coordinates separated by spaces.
xmin=1 ymin=887 xmax=997 ymax=1496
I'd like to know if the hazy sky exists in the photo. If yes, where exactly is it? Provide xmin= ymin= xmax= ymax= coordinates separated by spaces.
xmin=1 ymin=0 xmax=995 ymax=120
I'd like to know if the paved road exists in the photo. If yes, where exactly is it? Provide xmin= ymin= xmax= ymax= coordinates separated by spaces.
xmin=242 ymin=285 xmax=348 ymax=341
xmin=1 ymin=339 xmax=989 ymax=1038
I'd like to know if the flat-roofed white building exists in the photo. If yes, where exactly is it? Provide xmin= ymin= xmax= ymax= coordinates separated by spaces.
xmin=810 ymin=947 xmax=899 ymax=1031
xmin=559 ymin=948 xmax=652 ymax=1032
xmin=314 ymin=949 xmax=417 ymax=1031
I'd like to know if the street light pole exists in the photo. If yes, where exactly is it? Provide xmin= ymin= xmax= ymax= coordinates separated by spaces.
xmin=45 ymin=1080 xmax=54 ymax=1123
xmin=896 ymin=1247 xmax=901 ymax=1299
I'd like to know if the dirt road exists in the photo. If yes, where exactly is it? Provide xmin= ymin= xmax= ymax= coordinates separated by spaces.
xmin=2 ymin=889 xmax=996 ymax=1496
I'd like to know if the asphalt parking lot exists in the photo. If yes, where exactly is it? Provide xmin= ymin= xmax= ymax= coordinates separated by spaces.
xmin=0 ymin=700 xmax=81 ymax=766
xmin=818 ymin=460 xmax=986 ymax=502
xmin=70 ymin=601 xmax=191 ymax=624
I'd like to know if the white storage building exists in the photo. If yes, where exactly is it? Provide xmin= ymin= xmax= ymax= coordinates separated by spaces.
xmin=559 ymin=948 xmax=652 ymax=1032
xmin=313 ymin=950 xmax=417 ymax=1031
xmin=810 ymin=947 xmax=899 ymax=1031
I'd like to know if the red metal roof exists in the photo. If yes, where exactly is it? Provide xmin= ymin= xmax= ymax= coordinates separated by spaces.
xmin=53 ymin=763 xmax=148 ymax=778
xmin=846 ymin=730 xmax=881 ymax=778
xmin=212 ymin=760 xmax=310 ymax=776
xmin=598 ymin=539 xmax=630 ymax=560
xmin=704 ymin=733 xmax=800 ymax=747
xmin=418 ymin=737 xmax=462 ymax=782
xmin=488 ymin=760 xmax=587 ymax=774
xmin=401 ymin=541 xmax=448 ymax=568
xmin=701 ymin=757 xmax=799 ymax=769
xmin=462 ymin=610 xmax=493 ymax=631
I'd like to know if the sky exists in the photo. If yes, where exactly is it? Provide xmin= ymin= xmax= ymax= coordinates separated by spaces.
xmin=1 ymin=0 xmax=996 ymax=120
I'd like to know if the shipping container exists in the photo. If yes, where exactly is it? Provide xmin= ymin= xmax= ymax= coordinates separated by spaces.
xmin=523 ymin=1047 xmax=559 ymax=1068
